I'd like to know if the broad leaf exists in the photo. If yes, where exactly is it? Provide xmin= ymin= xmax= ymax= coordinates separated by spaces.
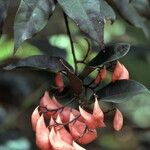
xmin=60 ymin=60 xmax=83 ymax=95
xmin=96 ymin=80 xmax=149 ymax=103
xmin=132 ymin=0 xmax=150 ymax=13
xmin=0 ymin=0 xmax=10 ymax=34
xmin=14 ymin=0 xmax=55 ymax=52
xmin=132 ymin=0 xmax=150 ymax=19
xmin=113 ymin=0 xmax=149 ymax=37
xmin=89 ymin=43 xmax=130 ymax=67
xmin=58 ymin=0 xmax=116 ymax=48
xmin=4 ymin=55 xmax=73 ymax=72
xmin=67 ymin=71 xmax=83 ymax=95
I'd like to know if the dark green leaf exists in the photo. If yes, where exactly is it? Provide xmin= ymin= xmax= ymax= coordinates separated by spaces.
xmin=14 ymin=0 xmax=55 ymax=52
xmin=96 ymin=80 xmax=149 ymax=103
xmin=58 ymin=0 xmax=116 ymax=48
xmin=79 ymin=66 xmax=96 ymax=79
xmin=4 ymin=55 xmax=73 ymax=72
xmin=67 ymin=71 xmax=83 ymax=95
xmin=113 ymin=0 xmax=149 ymax=38
xmin=89 ymin=43 xmax=130 ymax=67
xmin=81 ymin=87 xmax=94 ymax=101
xmin=132 ymin=0 xmax=150 ymax=19
xmin=0 ymin=0 xmax=10 ymax=34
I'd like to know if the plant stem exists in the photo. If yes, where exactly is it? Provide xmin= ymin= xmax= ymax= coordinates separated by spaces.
xmin=54 ymin=114 xmax=81 ymax=126
xmin=82 ymin=39 xmax=90 ymax=62
xmin=63 ymin=12 xmax=78 ymax=74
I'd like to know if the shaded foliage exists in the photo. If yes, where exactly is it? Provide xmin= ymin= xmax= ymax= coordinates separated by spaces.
xmin=0 ymin=0 xmax=10 ymax=34
xmin=4 ymin=55 xmax=73 ymax=72
xmin=14 ymin=0 xmax=55 ymax=51
xmin=58 ymin=0 xmax=116 ymax=48
xmin=95 ymin=80 xmax=149 ymax=103
xmin=89 ymin=43 xmax=130 ymax=67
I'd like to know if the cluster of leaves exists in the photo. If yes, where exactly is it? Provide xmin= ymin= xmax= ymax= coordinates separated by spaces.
xmin=0 ymin=0 xmax=150 ymax=105
xmin=0 ymin=0 xmax=150 ymax=50
xmin=3 ymin=45 xmax=149 ymax=104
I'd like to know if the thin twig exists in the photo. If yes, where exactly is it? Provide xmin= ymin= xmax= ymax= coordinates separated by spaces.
xmin=39 ymin=97 xmax=76 ymax=112
xmin=82 ymin=39 xmax=90 ymax=62
xmin=63 ymin=12 xmax=78 ymax=74
xmin=74 ymin=126 xmax=95 ymax=141
xmin=54 ymin=114 xmax=81 ymax=126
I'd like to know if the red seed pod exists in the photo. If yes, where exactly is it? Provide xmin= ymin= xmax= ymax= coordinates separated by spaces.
xmin=79 ymin=101 xmax=105 ymax=129
xmin=55 ymin=114 xmax=73 ymax=145
xmin=69 ymin=113 xmax=97 ymax=145
xmin=72 ymin=108 xmax=84 ymax=122
xmin=79 ymin=106 xmax=96 ymax=129
xmin=31 ymin=107 xmax=40 ymax=131
xmin=112 ymin=61 xmax=123 ymax=82
xmin=113 ymin=109 xmax=123 ymax=131
xmin=93 ymin=99 xmax=106 ymax=128
xmin=36 ymin=115 xmax=52 ymax=150
xmin=55 ymin=72 xmax=64 ymax=92
xmin=100 ymin=66 xmax=107 ymax=80
xmin=69 ymin=113 xmax=86 ymax=139
xmin=94 ymin=72 xmax=101 ymax=85
xmin=49 ymin=117 xmax=55 ymax=128
xmin=40 ymin=92 xmax=58 ymax=110
xmin=60 ymin=107 xmax=72 ymax=123
xmin=77 ymin=129 xmax=97 ymax=145
xmin=118 ymin=64 xmax=129 ymax=80
xmin=59 ymin=107 xmax=83 ymax=124
xmin=49 ymin=127 xmax=74 ymax=150
xmin=58 ymin=127 xmax=73 ymax=145
xmin=52 ymin=96 xmax=62 ymax=107
xmin=39 ymin=91 xmax=59 ymax=118
xmin=73 ymin=141 xmax=86 ymax=150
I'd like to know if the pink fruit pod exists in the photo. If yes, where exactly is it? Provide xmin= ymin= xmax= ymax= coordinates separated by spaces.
xmin=55 ymin=72 xmax=64 ymax=92
xmin=49 ymin=127 xmax=74 ymax=150
xmin=118 ymin=64 xmax=129 ymax=80
xmin=79 ymin=106 xmax=96 ymax=129
xmin=31 ymin=106 xmax=40 ymax=131
xmin=36 ymin=115 xmax=52 ymax=150
xmin=39 ymin=91 xmax=59 ymax=118
xmin=93 ymin=98 xmax=106 ymax=128
xmin=113 ymin=108 xmax=123 ymax=131
xmin=112 ymin=61 xmax=123 ymax=82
